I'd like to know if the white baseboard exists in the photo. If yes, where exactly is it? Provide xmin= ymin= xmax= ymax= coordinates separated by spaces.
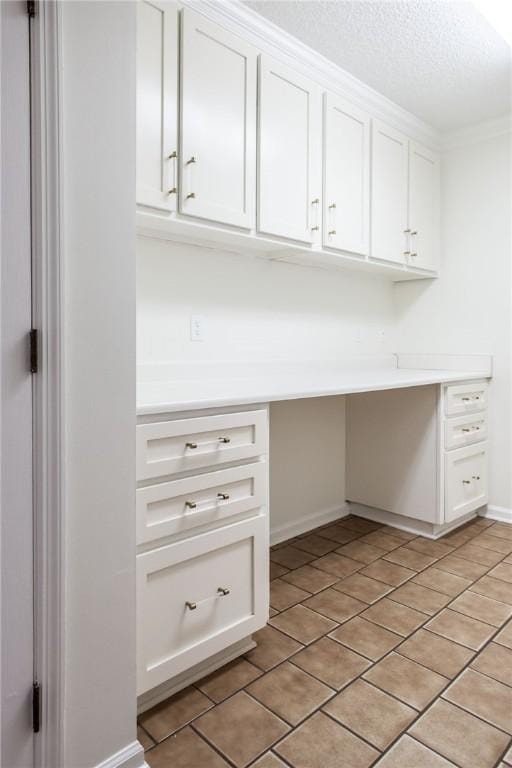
xmin=94 ymin=741 xmax=145 ymax=768
xmin=348 ymin=502 xmax=479 ymax=539
xmin=480 ymin=505 xmax=512 ymax=524
xmin=270 ymin=504 xmax=349 ymax=546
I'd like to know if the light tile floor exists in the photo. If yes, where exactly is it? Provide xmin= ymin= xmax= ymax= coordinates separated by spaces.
xmin=139 ymin=515 xmax=512 ymax=768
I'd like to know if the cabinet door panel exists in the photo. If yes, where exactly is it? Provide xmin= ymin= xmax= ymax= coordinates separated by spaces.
xmin=371 ymin=120 xmax=408 ymax=264
xmin=136 ymin=0 xmax=178 ymax=212
xmin=258 ymin=56 xmax=321 ymax=243
xmin=409 ymin=141 xmax=440 ymax=272
xmin=323 ymin=94 xmax=370 ymax=255
xmin=180 ymin=10 xmax=256 ymax=228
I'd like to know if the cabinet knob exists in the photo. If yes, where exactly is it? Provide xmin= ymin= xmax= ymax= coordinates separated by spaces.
xmin=410 ymin=252 xmax=417 ymax=258
xmin=185 ymin=500 xmax=197 ymax=509
xmin=328 ymin=230 xmax=336 ymax=236
xmin=186 ymin=192 xmax=196 ymax=199
xmin=410 ymin=230 xmax=418 ymax=236
xmin=168 ymin=187 xmax=177 ymax=195
xmin=185 ymin=601 xmax=197 ymax=611
xmin=311 ymin=198 xmax=320 ymax=205
xmin=328 ymin=202 xmax=336 ymax=209
xmin=218 ymin=436 xmax=231 ymax=444
xmin=217 ymin=587 xmax=230 ymax=596
xmin=404 ymin=229 xmax=411 ymax=234
xmin=462 ymin=480 xmax=471 ymax=485
xmin=168 ymin=150 xmax=177 ymax=160
xmin=472 ymin=475 xmax=481 ymax=481
xmin=217 ymin=493 xmax=230 ymax=501
xmin=186 ymin=156 xmax=196 ymax=165
xmin=185 ymin=441 xmax=198 ymax=449
xmin=311 ymin=225 xmax=319 ymax=231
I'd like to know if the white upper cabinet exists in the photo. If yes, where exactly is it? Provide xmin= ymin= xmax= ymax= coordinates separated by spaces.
xmin=371 ymin=120 xmax=409 ymax=265
xmin=180 ymin=10 xmax=256 ymax=228
xmin=258 ymin=56 xmax=322 ymax=243
xmin=136 ymin=0 xmax=178 ymax=213
xmin=323 ymin=94 xmax=370 ymax=256
xmin=408 ymin=141 xmax=440 ymax=271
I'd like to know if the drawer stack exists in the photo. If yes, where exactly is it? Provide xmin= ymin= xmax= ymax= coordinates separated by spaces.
xmin=136 ymin=408 xmax=269 ymax=696
xmin=443 ymin=381 xmax=488 ymax=524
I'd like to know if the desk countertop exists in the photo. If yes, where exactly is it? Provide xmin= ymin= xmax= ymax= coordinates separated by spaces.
xmin=136 ymin=364 xmax=489 ymax=416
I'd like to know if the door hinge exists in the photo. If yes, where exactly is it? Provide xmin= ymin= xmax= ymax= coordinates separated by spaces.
xmin=27 ymin=0 xmax=37 ymax=17
xmin=29 ymin=329 xmax=38 ymax=373
xmin=32 ymin=682 xmax=41 ymax=733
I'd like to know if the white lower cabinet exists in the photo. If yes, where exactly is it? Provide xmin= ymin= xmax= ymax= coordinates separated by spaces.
xmin=137 ymin=516 xmax=267 ymax=695
xmin=445 ymin=442 xmax=489 ymax=523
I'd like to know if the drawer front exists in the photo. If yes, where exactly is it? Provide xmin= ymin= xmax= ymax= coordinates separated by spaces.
xmin=444 ymin=412 xmax=488 ymax=451
xmin=445 ymin=442 xmax=488 ymax=523
xmin=137 ymin=410 xmax=268 ymax=481
xmin=136 ymin=462 xmax=267 ymax=545
xmin=137 ymin=517 xmax=267 ymax=695
xmin=445 ymin=381 xmax=487 ymax=417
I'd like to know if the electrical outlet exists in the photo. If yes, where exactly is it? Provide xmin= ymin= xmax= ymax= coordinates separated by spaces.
xmin=190 ymin=315 xmax=206 ymax=342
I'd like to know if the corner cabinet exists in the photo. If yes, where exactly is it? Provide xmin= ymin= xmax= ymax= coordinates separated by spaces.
xmin=323 ymin=94 xmax=370 ymax=256
xmin=180 ymin=10 xmax=256 ymax=228
xmin=257 ymin=56 xmax=322 ymax=244
xmin=371 ymin=120 xmax=440 ymax=269
xmin=136 ymin=0 xmax=178 ymax=212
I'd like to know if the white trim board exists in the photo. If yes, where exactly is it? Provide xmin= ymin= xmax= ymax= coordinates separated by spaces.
xmin=180 ymin=0 xmax=440 ymax=150
xmin=270 ymin=504 xmax=349 ymax=546
xmin=94 ymin=741 xmax=145 ymax=768
xmin=479 ymin=506 xmax=512 ymax=525
xmin=442 ymin=114 xmax=512 ymax=151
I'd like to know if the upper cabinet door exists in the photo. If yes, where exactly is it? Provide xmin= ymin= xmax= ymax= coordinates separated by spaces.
xmin=258 ymin=56 xmax=322 ymax=244
xmin=136 ymin=0 xmax=178 ymax=213
xmin=323 ymin=93 xmax=370 ymax=256
xmin=180 ymin=10 xmax=256 ymax=229
xmin=371 ymin=120 xmax=409 ymax=265
xmin=408 ymin=142 xmax=440 ymax=272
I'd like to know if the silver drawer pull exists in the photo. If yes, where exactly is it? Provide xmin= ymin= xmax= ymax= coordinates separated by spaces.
xmin=474 ymin=396 xmax=481 ymax=400
xmin=311 ymin=225 xmax=320 ymax=231
xmin=184 ymin=492 xmax=230 ymax=510
xmin=462 ymin=480 xmax=471 ymax=485
xmin=186 ymin=156 xmax=196 ymax=165
xmin=462 ymin=428 xmax=471 ymax=433
xmin=218 ymin=436 xmax=231 ymax=444
xmin=185 ymin=436 xmax=231 ymax=451
xmin=472 ymin=475 xmax=481 ymax=481
xmin=461 ymin=397 xmax=471 ymax=402
xmin=217 ymin=492 xmax=230 ymax=500
xmin=328 ymin=229 xmax=336 ymax=235
xmin=185 ymin=586 xmax=231 ymax=612
xmin=475 ymin=426 xmax=480 ymax=430
xmin=186 ymin=192 xmax=196 ymax=199
xmin=185 ymin=500 xmax=197 ymax=509
xmin=185 ymin=441 xmax=198 ymax=449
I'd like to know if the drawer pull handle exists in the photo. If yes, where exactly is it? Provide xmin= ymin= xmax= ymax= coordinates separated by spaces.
xmin=217 ymin=492 xmax=230 ymax=500
xmin=461 ymin=397 xmax=471 ymax=402
xmin=474 ymin=396 xmax=481 ymax=400
xmin=184 ymin=492 xmax=230 ymax=510
xmin=311 ymin=225 xmax=320 ymax=231
xmin=186 ymin=192 xmax=196 ymax=199
xmin=185 ymin=437 xmax=231 ymax=451
xmin=218 ymin=436 xmax=231 ymax=444
xmin=217 ymin=587 xmax=230 ymax=596
xmin=328 ymin=230 xmax=336 ymax=235
xmin=475 ymin=426 xmax=480 ymax=430
xmin=185 ymin=601 xmax=197 ymax=610
xmin=462 ymin=428 xmax=471 ymax=433
xmin=185 ymin=586 xmax=231 ymax=612
xmin=472 ymin=475 xmax=481 ymax=481
xmin=462 ymin=480 xmax=471 ymax=485
xmin=185 ymin=500 xmax=197 ymax=509
xmin=185 ymin=442 xmax=198 ymax=450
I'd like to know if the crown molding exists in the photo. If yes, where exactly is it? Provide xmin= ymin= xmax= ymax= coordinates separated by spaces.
xmin=180 ymin=0 xmax=441 ymax=149
xmin=441 ymin=114 xmax=512 ymax=151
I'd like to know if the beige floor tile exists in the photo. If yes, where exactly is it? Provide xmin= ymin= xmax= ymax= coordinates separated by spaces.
xmin=310 ymin=552 xmax=363 ymax=579
xmin=245 ymin=625 xmax=303 ymax=671
xmin=449 ymin=589 xmax=512 ymax=627
xmin=335 ymin=540 xmax=387 ymax=564
xmin=396 ymin=628 xmax=474 ymax=678
xmin=194 ymin=691 xmax=290 ymax=768
xmin=363 ymin=652 xmax=448 ymax=710
xmin=269 ymin=607 xmax=278 ymax=618
xmin=360 ymin=559 xmax=415 ymax=587
xmin=374 ymin=734 xmax=457 ymax=767
xmin=275 ymin=711 xmax=378 ymax=768
xmin=251 ymin=753 xmax=288 ymax=768
xmin=494 ymin=620 xmax=512 ymax=649
xmin=434 ymin=554 xmax=490 ymax=580
xmin=145 ymin=726 xmax=230 ymax=768
xmin=389 ymin=582 xmax=452 ymax=615
xmin=281 ymin=564 xmax=338 ymax=594
xmin=291 ymin=636 xmax=370 ymax=689
xmin=270 ymin=562 xmax=289 ymax=580
xmin=323 ymin=679 xmax=416 ymax=750
xmin=338 ymin=516 xmax=382 ymax=534
xmin=137 ymin=725 xmax=155 ymax=752
xmin=384 ymin=547 xmax=437 ymax=571
xmin=270 ymin=579 xmax=310 ymax=611
xmin=443 ymin=668 xmax=512 ymax=733
xmin=139 ymin=686 xmax=213 ymax=742
xmin=270 ymin=546 xmax=316 ymax=570
xmin=503 ymin=744 xmax=512 ymax=765
xmin=471 ymin=533 xmax=512 ymax=555
xmin=406 ymin=538 xmax=455 ymax=558
xmin=470 ymin=574 xmax=512 ymax=605
xmin=455 ymin=543 xmax=504 ymax=567
xmin=361 ymin=598 xmax=426 ymax=636
xmin=332 ymin=572 xmax=393 ymax=604
xmin=410 ymin=699 xmax=510 ymax=768
xmin=425 ymin=608 xmax=496 ymax=650
xmin=359 ymin=531 xmax=404 ymax=551
xmin=196 ymin=658 xmax=262 ymax=703
xmin=471 ymin=642 xmax=512 ymax=686
xmin=246 ymin=661 xmax=333 ymax=726
xmin=412 ymin=567 xmax=471 ymax=596
xmin=316 ymin=524 xmax=361 ymax=544
xmin=292 ymin=534 xmax=340 ymax=557
xmin=379 ymin=526 xmax=417 ymax=541
xmin=440 ymin=529 xmax=476 ymax=547
xmin=485 ymin=523 xmax=512 ymax=541
xmin=488 ymin=562 xmax=512 ymax=583
xmin=269 ymin=604 xmax=337 ymax=645
xmin=330 ymin=616 xmax=402 ymax=661
xmin=303 ymin=588 xmax=366 ymax=623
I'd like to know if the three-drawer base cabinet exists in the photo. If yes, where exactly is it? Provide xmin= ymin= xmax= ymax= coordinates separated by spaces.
xmin=346 ymin=380 xmax=489 ymax=534
xmin=136 ymin=406 xmax=269 ymax=698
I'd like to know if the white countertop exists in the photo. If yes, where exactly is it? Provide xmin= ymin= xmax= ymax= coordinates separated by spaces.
xmin=137 ymin=358 xmax=490 ymax=415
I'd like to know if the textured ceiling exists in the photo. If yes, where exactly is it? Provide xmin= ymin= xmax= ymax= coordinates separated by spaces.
xmin=243 ymin=0 xmax=511 ymax=129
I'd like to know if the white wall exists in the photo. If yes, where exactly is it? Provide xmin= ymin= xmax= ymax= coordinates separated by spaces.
xmin=395 ymin=129 xmax=512 ymax=512
xmin=60 ymin=3 xmax=138 ymax=767
xmin=137 ymin=237 xmax=397 ymax=534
